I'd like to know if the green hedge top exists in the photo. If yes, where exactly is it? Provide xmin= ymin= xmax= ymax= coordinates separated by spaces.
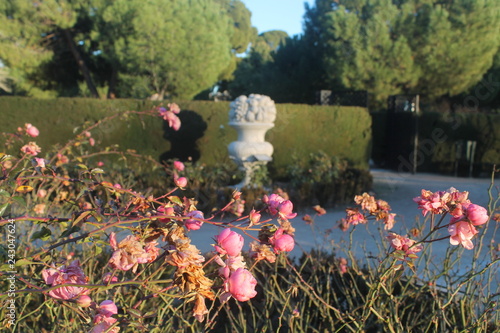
xmin=0 ymin=97 xmax=371 ymax=177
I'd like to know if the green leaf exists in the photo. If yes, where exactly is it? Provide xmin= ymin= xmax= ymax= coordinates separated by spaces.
xmin=15 ymin=259 xmax=43 ymax=267
xmin=73 ymin=211 xmax=92 ymax=226
xmin=168 ymin=196 xmax=183 ymax=206
xmin=31 ymin=227 xmax=52 ymax=241
xmin=77 ymin=164 xmax=88 ymax=170
xmin=94 ymin=245 xmax=102 ymax=256
xmin=0 ymin=189 xmax=10 ymax=198
xmin=142 ymin=310 xmax=157 ymax=318
xmin=90 ymin=211 xmax=103 ymax=222
xmin=0 ymin=203 xmax=10 ymax=217
xmin=11 ymin=196 xmax=26 ymax=207
xmin=91 ymin=168 xmax=105 ymax=175
xmin=61 ymin=225 xmax=81 ymax=238
xmin=127 ymin=308 xmax=143 ymax=319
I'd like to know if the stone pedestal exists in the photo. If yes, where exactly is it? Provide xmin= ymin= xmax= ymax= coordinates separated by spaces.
xmin=227 ymin=95 xmax=276 ymax=188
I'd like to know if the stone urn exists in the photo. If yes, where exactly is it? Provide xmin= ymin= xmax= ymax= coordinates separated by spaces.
xmin=228 ymin=94 xmax=276 ymax=188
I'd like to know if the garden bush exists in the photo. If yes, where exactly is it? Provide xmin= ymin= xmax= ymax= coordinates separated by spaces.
xmin=0 ymin=103 xmax=497 ymax=332
xmin=0 ymin=97 xmax=372 ymax=178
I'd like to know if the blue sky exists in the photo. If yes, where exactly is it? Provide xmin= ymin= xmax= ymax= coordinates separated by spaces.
xmin=240 ymin=0 xmax=315 ymax=37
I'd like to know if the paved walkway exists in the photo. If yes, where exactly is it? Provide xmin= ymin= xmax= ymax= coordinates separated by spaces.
xmin=190 ymin=169 xmax=499 ymax=279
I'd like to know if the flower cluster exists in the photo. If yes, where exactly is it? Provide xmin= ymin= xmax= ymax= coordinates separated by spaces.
xmin=339 ymin=192 xmax=396 ymax=231
xmin=17 ymin=124 xmax=40 ymax=138
xmin=387 ymin=233 xmax=423 ymax=257
xmin=414 ymin=188 xmax=489 ymax=249
xmin=89 ymin=300 xmax=120 ymax=333
xmin=108 ymin=232 xmax=159 ymax=273
xmin=157 ymin=103 xmax=181 ymax=131
xmin=42 ymin=260 xmax=89 ymax=300
xmin=214 ymin=229 xmax=257 ymax=303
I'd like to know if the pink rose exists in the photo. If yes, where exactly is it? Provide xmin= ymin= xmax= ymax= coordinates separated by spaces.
xmin=174 ymin=176 xmax=187 ymax=188
xmin=465 ymin=204 xmax=489 ymax=226
xmin=185 ymin=210 xmax=204 ymax=230
xmin=25 ymin=123 xmax=39 ymax=137
xmin=41 ymin=260 xmax=89 ymax=300
xmin=168 ymin=103 xmax=181 ymax=114
xmin=98 ymin=300 xmax=118 ymax=317
xmin=173 ymin=161 xmax=185 ymax=171
xmin=448 ymin=221 xmax=478 ymax=250
xmin=157 ymin=206 xmax=175 ymax=223
xmin=90 ymin=316 xmax=118 ymax=333
xmin=228 ymin=268 xmax=258 ymax=302
xmin=160 ymin=109 xmax=181 ymax=131
xmin=270 ymin=228 xmax=295 ymax=253
xmin=249 ymin=209 xmax=261 ymax=225
xmin=102 ymin=272 xmax=118 ymax=284
xmin=387 ymin=233 xmax=422 ymax=256
xmin=108 ymin=233 xmax=153 ymax=272
xmin=34 ymin=157 xmax=45 ymax=168
xmin=215 ymin=228 xmax=244 ymax=257
xmin=76 ymin=295 xmax=93 ymax=308
xmin=264 ymin=193 xmax=285 ymax=216
xmin=20 ymin=142 xmax=41 ymax=156
xmin=277 ymin=200 xmax=297 ymax=219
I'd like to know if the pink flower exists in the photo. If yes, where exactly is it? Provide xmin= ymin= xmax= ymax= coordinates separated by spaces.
xmin=413 ymin=189 xmax=448 ymax=216
xmin=37 ymin=189 xmax=47 ymax=198
xmin=34 ymin=157 xmax=45 ymax=168
xmin=345 ymin=208 xmax=367 ymax=226
xmin=108 ymin=233 xmax=154 ymax=272
xmin=97 ymin=161 xmax=104 ymax=167
xmin=263 ymin=193 xmax=284 ymax=215
xmin=168 ymin=103 xmax=181 ymax=114
xmin=144 ymin=241 xmax=160 ymax=262
xmin=449 ymin=221 xmax=478 ymax=250
xmin=89 ymin=137 xmax=95 ymax=146
xmin=185 ymin=210 xmax=204 ymax=230
xmin=387 ymin=233 xmax=422 ymax=256
xmin=230 ymin=199 xmax=245 ymax=217
xmin=90 ymin=316 xmax=119 ymax=333
xmin=76 ymin=295 xmax=93 ymax=308
xmin=98 ymin=300 xmax=118 ymax=317
xmin=102 ymin=272 xmax=118 ymax=284
xmin=24 ymin=123 xmax=39 ymax=137
xmin=249 ymin=209 xmax=261 ymax=225
xmin=157 ymin=206 xmax=175 ymax=223
xmin=173 ymin=161 xmax=185 ymax=171
xmin=465 ymin=204 xmax=489 ymax=226
xmin=84 ymin=131 xmax=91 ymax=138
xmin=158 ymin=107 xmax=181 ymax=131
xmin=20 ymin=142 xmax=41 ymax=156
xmin=277 ymin=200 xmax=297 ymax=219
xmin=215 ymin=228 xmax=244 ymax=257
xmin=41 ymin=260 xmax=89 ymax=300
xmin=269 ymin=228 xmax=295 ymax=253
xmin=264 ymin=194 xmax=297 ymax=219
xmin=174 ymin=176 xmax=187 ymax=188
xmin=339 ymin=257 xmax=348 ymax=274
xmin=228 ymin=268 xmax=258 ymax=302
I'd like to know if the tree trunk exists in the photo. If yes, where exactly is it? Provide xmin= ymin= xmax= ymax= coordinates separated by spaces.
xmin=62 ymin=29 xmax=100 ymax=98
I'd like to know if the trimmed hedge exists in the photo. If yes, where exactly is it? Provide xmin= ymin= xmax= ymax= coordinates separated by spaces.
xmin=371 ymin=110 xmax=500 ymax=176
xmin=0 ymin=97 xmax=372 ymax=177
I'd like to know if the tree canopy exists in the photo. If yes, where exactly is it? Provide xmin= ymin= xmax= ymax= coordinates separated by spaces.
xmin=2 ymin=0 xmax=500 ymax=108
xmin=303 ymin=0 xmax=500 ymax=105
xmin=0 ymin=0 xmax=255 ymax=99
